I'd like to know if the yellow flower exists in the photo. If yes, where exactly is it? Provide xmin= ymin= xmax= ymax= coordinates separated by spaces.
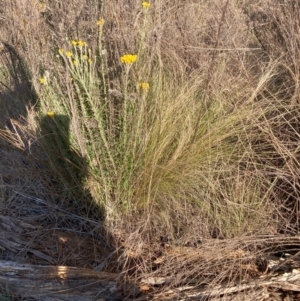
xmin=71 ymin=40 xmax=77 ymax=46
xmin=97 ymin=18 xmax=105 ymax=26
xmin=39 ymin=78 xmax=45 ymax=84
xmin=65 ymin=51 xmax=73 ymax=57
xmin=58 ymin=48 xmax=64 ymax=55
xmin=142 ymin=1 xmax=151 ymax=8
xmin=73 ymin=60 xmax=78 ymax=66
xmin=88 ymin=59 xmax=92 ymax=64
xmin=47 ymin=111 xmax=55 ymax=118
xmin=140 ymin=82 xmax=150 ymax=92
xmin=77 ymin=40 xmax=85 ymax=47
xmin=82 ymin=54 xmax=88 ymax=60
xmin=120 ymin=54 xmax=138 ymax=64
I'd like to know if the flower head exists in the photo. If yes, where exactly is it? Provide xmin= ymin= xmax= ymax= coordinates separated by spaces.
xmin=39 ymin=78 xmax=45 ymax=85
xmin=58 ymin=48 xmax=64 ymax=55
xmin=97 ymin=18 xmax=105 ymax=26
xmin=77 ymin=40 xmax=86 ymax=47
xmin=142 ymin=1 xmax=151 ymax=9
xmin=73 ymin=60 xmax=78 ymax=66
xmin=47 ymin=111 xmax=55 ymax=118
xmin=65 ymin=51 xmax=73 ymax=57
xmin=120 ymin=54 xmax=138 ymax=64
xmin=140 ymin=82 xmax=150 ymax=92
xmin=71 ymin=40 xmax=77 ymax=46
xmin=82 ymin=54 xmax=88 ymax=60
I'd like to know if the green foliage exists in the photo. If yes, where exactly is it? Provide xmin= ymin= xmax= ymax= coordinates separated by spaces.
xmin=35 ymin=1 xmax=278 ymax=239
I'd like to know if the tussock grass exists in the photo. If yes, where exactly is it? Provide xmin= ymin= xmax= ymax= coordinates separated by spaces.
xmin=35 ymin=38 xmax=280 ymax=240
xmin=0 ymin=1 xmax=271 ymax=226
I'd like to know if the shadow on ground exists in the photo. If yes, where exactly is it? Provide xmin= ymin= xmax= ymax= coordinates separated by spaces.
xmin=0 ymin=41 xmax=133 ymax=300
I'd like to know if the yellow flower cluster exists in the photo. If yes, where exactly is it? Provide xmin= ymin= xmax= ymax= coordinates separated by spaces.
xmin=71 ymin=40 xmax=87 ymax=47
xmin=120 ymin=54 xmax=138 ymax=64
xmin=47 ymin=111 xmax=55 ymax=118
xmin=39 ymin=77 xmax=45 ymax=84
xmin=97 ymin=18 xmax=105 ymax=26
xmin=142 ymin=1 xmax=151 ymax=8
xmin=140 ymin=82 xmax=150 ymax=91
xmin=78 ymin=40 xmax=86 ymax=47
xmin=58 ymin=40 xmax=88 ymax=61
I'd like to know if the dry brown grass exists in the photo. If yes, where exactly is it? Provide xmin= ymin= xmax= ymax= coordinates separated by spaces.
xmin=1 ymin=0 xmax=300 ymax=300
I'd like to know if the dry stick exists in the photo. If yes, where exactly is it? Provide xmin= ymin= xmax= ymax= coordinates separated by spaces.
xmin=0 ymin=260 xmax=120 ymax=300
xmin=190 ymin=0 xmax=230 ymax=145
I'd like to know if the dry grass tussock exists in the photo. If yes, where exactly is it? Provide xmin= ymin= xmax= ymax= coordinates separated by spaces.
xmin=1 ymin=0 xmax=300 ymax=299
